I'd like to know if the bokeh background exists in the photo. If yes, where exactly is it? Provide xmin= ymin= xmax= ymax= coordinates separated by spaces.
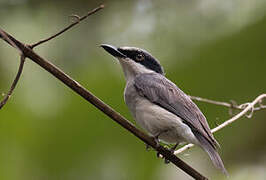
xmin=0 ymin=0 xmax=266 ymax=179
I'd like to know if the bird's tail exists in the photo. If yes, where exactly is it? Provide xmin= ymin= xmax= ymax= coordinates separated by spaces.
xmin=195 ymin=132 xmax=228 ymax=176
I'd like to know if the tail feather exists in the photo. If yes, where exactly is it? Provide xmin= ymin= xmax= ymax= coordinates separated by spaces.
xmin=195 ymin=131 xmax=228 ymax=176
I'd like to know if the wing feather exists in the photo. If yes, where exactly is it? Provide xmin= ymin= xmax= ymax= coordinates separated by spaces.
xmin=134 ymin=73 xmax=219 ymax=148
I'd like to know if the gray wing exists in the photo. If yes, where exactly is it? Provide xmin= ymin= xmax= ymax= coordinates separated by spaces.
xmin=134 ymin=73 xmax=219 ymax=148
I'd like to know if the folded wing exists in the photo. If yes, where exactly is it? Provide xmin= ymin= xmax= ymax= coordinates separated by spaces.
xmin=134 ymin=73 xmax=219 ymax=149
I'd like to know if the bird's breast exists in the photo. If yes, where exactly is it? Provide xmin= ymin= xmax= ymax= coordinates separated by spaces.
xmin=124 ymin=80 xmax=139 ymax=118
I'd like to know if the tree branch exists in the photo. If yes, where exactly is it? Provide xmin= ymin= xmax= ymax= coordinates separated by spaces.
xmin=0 ymin=18 xmax=208 ymax=180
xmin=0 ymin=3 xmax=103 ymax=111
xmin=0 ymin=55 xmax=25 ymax=109
xmin=175 ymin=94 xmax=266 ymax=155
xmin=29 ymin=4 xmax=104 ymax=48
xmin=0 ymin=29 xmax=26 ymax=109
xmin=0 ymin=29 xmax=22 ymax=55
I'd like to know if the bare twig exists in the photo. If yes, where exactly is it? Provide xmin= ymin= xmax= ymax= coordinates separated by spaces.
xmin=189 ymin=95 xmax=235 ymax=108
xmin=0 ymin=55 xmax=25 ymax=109
xmin=189 ymin=95 xmax=266 ymax=112
xmin=0 ymin=28 xmax=208 ymax=180
xmin=29 ymin=4 xmax=104 ymax=48
xmin=175 ymin=94 xmax=266 ymax=155
xmin=0 ymin=4 xmax=104 ymax=109
xmin=0 ymin=29 xmax=26 ymax=109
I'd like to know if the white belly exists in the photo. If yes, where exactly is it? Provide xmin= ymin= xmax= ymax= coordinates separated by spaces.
xmin=134 ymin=97 xmax=198 ymax=145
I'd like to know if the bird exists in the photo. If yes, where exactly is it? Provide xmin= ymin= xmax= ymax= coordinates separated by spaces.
xmin=101 ymin=44 xmax=227 ymax=175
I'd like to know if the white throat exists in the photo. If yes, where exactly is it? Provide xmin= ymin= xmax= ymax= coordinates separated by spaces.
xmin=118 ymin=58 xmax=154 ymax=81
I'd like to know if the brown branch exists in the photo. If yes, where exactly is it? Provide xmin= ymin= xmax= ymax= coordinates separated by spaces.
xmin=0 ymin=55 xmax=25 ymax=109
xmin=175 ymin=94 xmax=266 ymax=155
xmin=29 ymin=4 xmax=104 ymax=48
xmin=0 ymin=29 xmax=22 ymax=55
xmin=0 ymin=29 xmax=26 ymax=109
xmin=0 ymin=29 xmax=208 ymax=180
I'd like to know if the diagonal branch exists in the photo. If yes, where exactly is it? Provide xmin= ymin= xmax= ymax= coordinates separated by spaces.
xmin=29 ymin=4 xmax=104 ymax=48
xmin=0 ymin=55 xmax=25 ymax=109
xmin=175 ymin=94 xmax=266 ymax=155
xmin=0 ymin=29 xmax=22 ymax=55
xmin=0 ymin=29 xmax=208 ymax=179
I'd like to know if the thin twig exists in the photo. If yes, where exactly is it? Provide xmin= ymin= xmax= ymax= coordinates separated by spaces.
xmin=0 ymin=28 xmax=208 ymax=180
xmin=175 ymin=94 xmax=266 ymax=155
xmin=29 ymin=4 xmax=104 ymax=48
xmin=0 ymin=55 xmax=25 ymax=109
xmin=189 ymin=95 xmax=266 ymax=114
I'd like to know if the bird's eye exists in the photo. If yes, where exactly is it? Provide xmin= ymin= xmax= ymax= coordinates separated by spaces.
xmin=136 ymin=54 xmax=144 ymax=61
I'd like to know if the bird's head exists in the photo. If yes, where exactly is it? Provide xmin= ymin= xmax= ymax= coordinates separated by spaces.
xmin=101 ymin=44 xmax=164 ymax=80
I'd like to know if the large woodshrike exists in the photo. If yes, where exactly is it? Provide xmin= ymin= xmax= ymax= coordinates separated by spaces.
xmin=101 ymin=44 xmax=227 ymax=175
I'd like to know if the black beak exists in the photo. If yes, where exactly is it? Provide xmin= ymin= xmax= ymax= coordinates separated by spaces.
xmin=101 ymin=44 xmax=126 ymax=58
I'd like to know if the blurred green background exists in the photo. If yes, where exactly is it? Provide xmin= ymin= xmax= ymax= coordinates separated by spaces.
xmin=0 ymin=0 xmax=266 ymax=179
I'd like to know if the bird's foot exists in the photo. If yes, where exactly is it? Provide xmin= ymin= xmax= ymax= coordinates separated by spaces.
xmin=156 ymin=145 xmax=170 ymax=163
xmin=164 ymin=143 xmax=179 ymax=164
xmin=150 ymin=134 xmax=175 ymax=164
xmin=146 ymin=134 xmax=160 ymax=151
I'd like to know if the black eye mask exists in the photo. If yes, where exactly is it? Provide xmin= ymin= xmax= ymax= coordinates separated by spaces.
xmin=117 ymin=48 xmax=164 ymax=74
